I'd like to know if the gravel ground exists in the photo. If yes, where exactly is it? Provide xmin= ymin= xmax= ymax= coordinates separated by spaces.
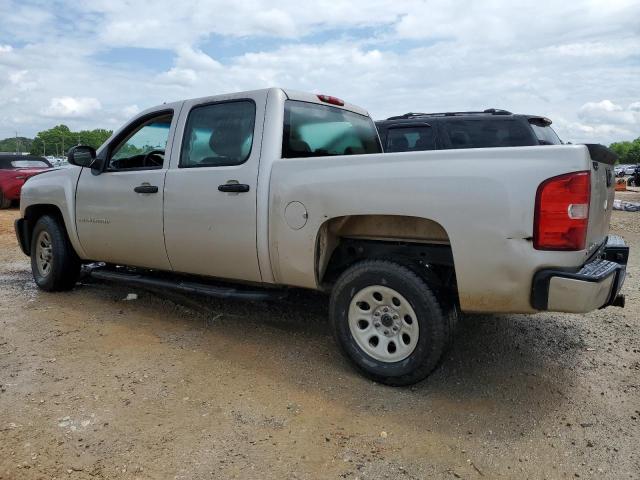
xmin=0 ymin=202 xmax=638 ymax=480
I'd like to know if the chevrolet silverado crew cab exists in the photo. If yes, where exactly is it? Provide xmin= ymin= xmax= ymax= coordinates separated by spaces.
xmin=376 ymin=109 xmax=563 ymax=153
xmin=15 ymin=88 xmax=628 ymax=386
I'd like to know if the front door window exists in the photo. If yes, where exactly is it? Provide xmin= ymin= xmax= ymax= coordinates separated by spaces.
xmin=109 ymin=114 xmax=173 ymax=170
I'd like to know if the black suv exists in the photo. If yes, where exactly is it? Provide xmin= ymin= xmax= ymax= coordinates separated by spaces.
xmin=375 ymin=109 xmax=563 ymax=153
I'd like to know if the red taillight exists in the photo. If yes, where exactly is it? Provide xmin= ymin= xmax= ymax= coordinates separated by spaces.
xmin=317 ymin=94 xmax=344 ymax=106
xmin=534 ymin=171 xmax=590 ymax=251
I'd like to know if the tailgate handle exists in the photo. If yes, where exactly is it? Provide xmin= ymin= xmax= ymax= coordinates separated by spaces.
xmin=134 ymin=185 xmax=159 ymax=194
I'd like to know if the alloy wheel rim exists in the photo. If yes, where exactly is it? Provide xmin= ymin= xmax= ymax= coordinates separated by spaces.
xmin=348 ymin=285 xmax=419 ymax=363
xmin=35 ymin=231 xmax=53 ymax=277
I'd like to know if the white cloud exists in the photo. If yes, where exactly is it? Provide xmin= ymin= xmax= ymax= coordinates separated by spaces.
xmin=578 ymin=100 xmax=639 ymax=125
xmin=42 ymin=97 xmax=102 ymax=118
xmin=81 ymin=0 xmax=416 ymax=47
xmin=0 ymin=0 xmax=638 ymax=145
xmin=8 ymin=69 xmax=27 ymax=84
xmin=120 ymin=104 xmax=140 ymax=119
xmin=554 ymin=117 xmax=635 ymax=143
xmin=540 ymin=39 xmax=640 ymax=59
xmin=157 ymin=46 xmax=224 ymax=86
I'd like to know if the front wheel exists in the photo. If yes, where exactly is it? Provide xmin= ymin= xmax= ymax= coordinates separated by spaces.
xmin=329 ymin=260 xmax=447 ymax=386
xmin=30 ymin=215 xmax=80 ymax=291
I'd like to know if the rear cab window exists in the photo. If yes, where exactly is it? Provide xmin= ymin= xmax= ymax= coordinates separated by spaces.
xmin=441 ymin=119 xmax=535 ymax=149
xmin=282 ymin=100 xmax=381 ymax=158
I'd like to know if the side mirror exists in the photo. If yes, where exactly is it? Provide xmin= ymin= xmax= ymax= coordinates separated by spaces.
xmin=67 ymin=145 xmax=97 ymax=167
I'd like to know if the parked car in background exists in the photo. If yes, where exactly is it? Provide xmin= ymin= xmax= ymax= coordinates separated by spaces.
xmin=615 ymin=165 xmax=628 ymax=177
xmin=624 ymin=165 xmax=638 ymax=176
xmin=47 ymin=156 xmax=70 ymax=168
xmin=376 ymin=109 xmax=563 ymax=153
xmin=0 ymin=155 xmax=52 ymax=208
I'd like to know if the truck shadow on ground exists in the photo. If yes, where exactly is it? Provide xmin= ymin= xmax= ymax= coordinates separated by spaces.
xmin=86 ymin=281 xmax=587 ymax=429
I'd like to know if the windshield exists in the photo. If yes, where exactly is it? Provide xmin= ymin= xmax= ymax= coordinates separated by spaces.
xmin=282 ymin=100 xmax=381 ymax=158
xmin=10 ymin=160 xmax=50 ymax=168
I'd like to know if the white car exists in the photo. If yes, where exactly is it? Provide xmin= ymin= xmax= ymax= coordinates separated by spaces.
xmin=15 ymin=88 xmax=628 ymax=385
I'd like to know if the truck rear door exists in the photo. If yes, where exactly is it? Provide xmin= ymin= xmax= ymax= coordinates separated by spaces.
xmin=163 ymin=91 xmax=266 ymax=283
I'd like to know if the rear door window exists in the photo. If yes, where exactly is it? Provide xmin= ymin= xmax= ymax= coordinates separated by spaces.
xmin=442 ymin=119 xmax=535 ymax=149
xmin=181 ymin=100 xmax=256 ymax=168
xmin=282 ymin=101 xmax=381 ymax=158
xmin=385 ymin=126 xmax=435 ymax=152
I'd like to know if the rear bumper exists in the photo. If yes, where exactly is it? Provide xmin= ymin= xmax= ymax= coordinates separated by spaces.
xmin=531 ymin=235 xmax=628 ymax=313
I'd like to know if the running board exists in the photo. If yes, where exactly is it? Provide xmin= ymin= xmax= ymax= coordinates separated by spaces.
xmin=85 ymin=267 xmax=286 ymax=301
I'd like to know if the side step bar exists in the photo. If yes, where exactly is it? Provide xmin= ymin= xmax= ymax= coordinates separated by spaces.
xmin=85 ymin=266 xmax=287 ymax=301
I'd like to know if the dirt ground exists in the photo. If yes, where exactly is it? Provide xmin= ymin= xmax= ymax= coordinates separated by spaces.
xmin=1 ymin=199 xmax=639 ymax=480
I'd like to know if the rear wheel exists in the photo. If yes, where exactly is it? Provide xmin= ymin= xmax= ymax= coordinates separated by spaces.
xmin=330 ymin=260 xmax=447 ymax=386
xmin=0 ymin=190 xmax=11 ymax=209
xmin=30 ymin=215 xmax=80 ymax=291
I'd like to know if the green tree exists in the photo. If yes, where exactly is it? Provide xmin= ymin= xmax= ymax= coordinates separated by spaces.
xmin=610 ymin=137 xmax=640 ymax=164
xmin=0 ymin=136 xmax=34 ymax=153
xmin=29 ymin=125 xmax=112 ymax=156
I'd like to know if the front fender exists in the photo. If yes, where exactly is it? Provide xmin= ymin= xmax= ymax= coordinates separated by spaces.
xmin=20 ymin=166 xmax=88 ymax=259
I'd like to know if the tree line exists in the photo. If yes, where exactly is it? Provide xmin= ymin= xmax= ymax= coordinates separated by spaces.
xmin=0 ymin=136 xmax=33 ymax=153
xmin=0 ymin=125 xmax=113 ymax=157
xmin=28 ymin=125 xmax=113 ymax=157
xmin=609 ymin=137 xmax=640 ymax=164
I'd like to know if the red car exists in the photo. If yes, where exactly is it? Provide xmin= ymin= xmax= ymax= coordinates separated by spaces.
xmin=0 ymin=155 xmax=52 ymax=208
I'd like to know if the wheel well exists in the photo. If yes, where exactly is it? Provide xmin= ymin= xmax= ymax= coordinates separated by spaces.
xmin=316 ymin=215 xmax=458 ymax=307
xmin=23 ymin=204 xmax=66 ymax=250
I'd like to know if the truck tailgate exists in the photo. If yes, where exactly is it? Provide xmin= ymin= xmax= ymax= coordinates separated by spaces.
xmin=585 ymin=144 xmax=616 ymax=254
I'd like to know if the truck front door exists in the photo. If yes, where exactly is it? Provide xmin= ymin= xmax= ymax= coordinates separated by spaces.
xmin=163 ymin=93 xmax=265 ymax=282
xmin=75 ymin=110 xmax=178 ymax=270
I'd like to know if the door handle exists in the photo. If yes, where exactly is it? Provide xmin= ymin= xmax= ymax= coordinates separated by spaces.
xmin=134 ymin=185 xmax=159 ymax=194
xmin=218 ymin=183 xmax=250 ymax=193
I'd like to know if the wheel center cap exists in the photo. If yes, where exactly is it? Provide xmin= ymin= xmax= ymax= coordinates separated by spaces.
xmin=381 ymin=314 xmax=393 ymax=327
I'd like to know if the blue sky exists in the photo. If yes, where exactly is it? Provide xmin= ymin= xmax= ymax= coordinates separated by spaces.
xmin=0 ymin=0 xmax=638 ymax=144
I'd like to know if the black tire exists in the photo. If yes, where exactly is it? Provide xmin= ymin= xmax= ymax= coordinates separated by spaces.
xmin=0 ymin=190 xmax=11 ymax=209
xmin=30 ymin=215 xmax=80 ymax=291
xmin=329 ymin=260 xmax=447 ymax=386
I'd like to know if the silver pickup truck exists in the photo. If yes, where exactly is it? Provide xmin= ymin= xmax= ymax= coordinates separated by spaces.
xmin=15 ymin=88 xmax=628 ymax=385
